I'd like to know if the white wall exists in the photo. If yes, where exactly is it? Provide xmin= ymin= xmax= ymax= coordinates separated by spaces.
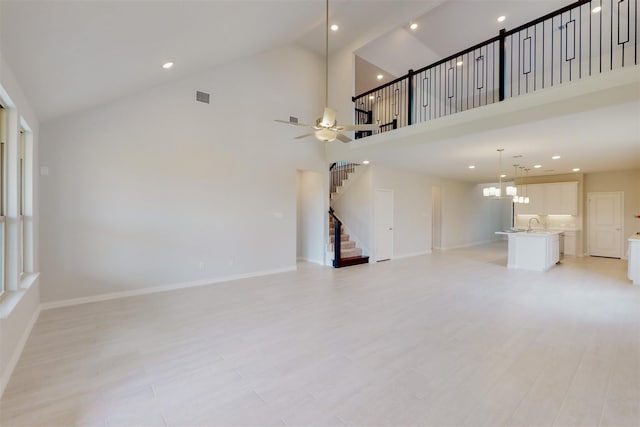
xmin=39 ymin=45 xmax=326 ymax=303
xmin=372 ymin=166 xmax=431 ymax=258
xmin=0 ymin=51 xmax=41 ymax=397
xmin=584 ymin=169 xmax=640 ymax=255
xmin=296 ymin=170 xmax=325 ymax=264
xmin=332 ymin=164 xmax=509 ymax=259
xmin=435 ymin=179 xmax=511 ymax=250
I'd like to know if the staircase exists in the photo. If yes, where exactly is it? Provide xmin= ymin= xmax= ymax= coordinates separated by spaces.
xmin=328 ymin=162 xmax=369 ymax=268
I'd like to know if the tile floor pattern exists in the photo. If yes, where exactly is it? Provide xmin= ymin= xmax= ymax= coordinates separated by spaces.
xmin=1 ymin=242 xmax=639 ymax=426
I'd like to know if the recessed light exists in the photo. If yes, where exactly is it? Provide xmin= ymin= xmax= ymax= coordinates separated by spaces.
xmin=369 ymin=95 xmax=375 ymax=100
xmin=162 ymin=62 xmax=174 ymax=69
xmin=552 ymin=155 xmax=561 ymax=160
xmin=592 ymin=6 xmax=602 ymax=13
xmin=534 ymin=164 xmax=542 ymax=169
xmin=497 ymin=15 xmax=506 ymax=23
xmin=500 ymin=174 xmax=507 ymax=178
xmin=377 ymin=74 xmax=384 ymax=80
xmin=362 ymin=160 xmax=370 ymax=165
xmin=456 ymin=61 xmax=463 ymax=66
xmin=409 ymin=22 xmax=418 ymax=30
xmin=330 ymin=24 xmax=339 ymax=31
xmin=468 ymin=165 xmax=475 ymax=169
xmin=572 ymin=168 xmax=581 ymax=172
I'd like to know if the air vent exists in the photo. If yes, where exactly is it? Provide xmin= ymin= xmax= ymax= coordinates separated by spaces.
xmin=196 ymin=91 xmax=210 ymax=104
xmin=289 ymin=116 xmax=298 ymax=124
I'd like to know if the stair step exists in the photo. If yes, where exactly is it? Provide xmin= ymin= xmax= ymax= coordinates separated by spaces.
xmin=339 ymin=247 xmax=362 ymax=258
xmin=329 ymin=241 xmax=356 ymax=251
xmin=334 ymin=256 xmax=369 ymax=268
xmin=329 ymin=234 xmax=349 ymax=242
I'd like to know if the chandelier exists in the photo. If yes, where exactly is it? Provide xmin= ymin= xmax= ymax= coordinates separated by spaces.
xmin=483 ymin=149 xmax=517 ymax=198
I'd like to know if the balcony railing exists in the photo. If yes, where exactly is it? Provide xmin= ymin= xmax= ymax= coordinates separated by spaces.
xmin=353 ymin=0 xmax=638 ymax=139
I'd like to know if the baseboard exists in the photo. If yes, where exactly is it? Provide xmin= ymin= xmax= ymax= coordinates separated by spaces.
xmin=0 ymin=305 xmax=41 ymax=398
xmin=40 ymin=266 xmax=297 ymax=311
xmin=296 ymin=257 xmax=325 ymax=265
xmin=441 ymin=240 xmax=494 ymax=251
xmin=393 ymin=250 xmax=432 ymax=260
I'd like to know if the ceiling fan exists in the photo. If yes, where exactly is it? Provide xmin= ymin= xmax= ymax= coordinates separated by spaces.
xmin=275 ymin=0 xmax=378 ymax=143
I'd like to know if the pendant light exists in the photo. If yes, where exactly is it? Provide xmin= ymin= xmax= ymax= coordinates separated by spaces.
xmin=523 ymin=168 xmax=531 ymax=204
xmin=511 ymin=165 xmax=520 ymax=202
xmin=483 ymin=148 xmax=507 ymax=198
xmin=507 ymin=164 xmax=518 ymax=197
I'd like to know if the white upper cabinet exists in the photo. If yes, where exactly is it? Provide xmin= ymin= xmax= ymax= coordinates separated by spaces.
xmin=546 ymin=182 xmax=578 ymax=215
xmin=519 ymin=184 xmax=546 ymax=215
xmin=515 ymin=182 xmax=578 ymax=216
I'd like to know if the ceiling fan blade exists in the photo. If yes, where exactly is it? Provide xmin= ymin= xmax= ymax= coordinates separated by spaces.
xmin=336 ymin=133 xmax=352 ymax=143
xmin=339 ymin=124 xmax=379 ymax=131
xmin=274 ymin=119 xmax=315 ymax=128
xmin=320 ymin=107 xmax=336 ymax=127
xmin=294 ymin=133 xmax=315 ymax=140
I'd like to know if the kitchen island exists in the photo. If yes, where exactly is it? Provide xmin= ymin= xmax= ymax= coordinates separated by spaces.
xmin=496 ymin=230 xmax=562 ymax=271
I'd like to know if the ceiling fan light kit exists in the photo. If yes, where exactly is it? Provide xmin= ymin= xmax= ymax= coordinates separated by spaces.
xmin=274 ymin=0 xmax=377 ymax=143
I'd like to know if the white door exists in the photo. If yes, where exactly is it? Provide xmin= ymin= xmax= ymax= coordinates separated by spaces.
xmin=374 ymin=189 xmax=394 ymax=261
xmin=588 ymin=192 xmax=624 ymax=258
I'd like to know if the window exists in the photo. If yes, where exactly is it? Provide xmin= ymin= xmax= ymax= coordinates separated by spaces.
xmin=0 ymin=106 xmax=6 ymax=297
xmin=17 ymin=123 xmax=32 ymax=278
xmin=19 ymin=129 xmax=25 ymax=276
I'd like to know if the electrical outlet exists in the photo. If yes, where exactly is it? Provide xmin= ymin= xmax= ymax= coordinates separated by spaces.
xmin=198 ymin=261 xmax=204 ymax=270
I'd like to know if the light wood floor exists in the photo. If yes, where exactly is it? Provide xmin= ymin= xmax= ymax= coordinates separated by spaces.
xmin=1 ymin=242 xmax=639 ymax=426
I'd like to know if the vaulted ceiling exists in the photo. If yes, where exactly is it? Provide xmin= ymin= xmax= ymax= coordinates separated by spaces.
xmin=1 ymin=0 xmax=638 ymax=182
xmin=2 ymin=0 xmax=572 ymax=123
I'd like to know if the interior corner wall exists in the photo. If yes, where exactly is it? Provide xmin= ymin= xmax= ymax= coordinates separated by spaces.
xmin=584 ymin=169 xmax=640 ymax=255
xmin=296 ymin=170 xmax=325 ymax=265
xmin=39 ymin=45 xmax=326 ymax=303
xmin=433 ymin=177 xmax=509 ymax=250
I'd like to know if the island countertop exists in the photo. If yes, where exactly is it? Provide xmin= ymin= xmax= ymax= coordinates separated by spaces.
xmin=495 ymin=230 xmax=561 ymax=271
xmin=495 ymin=230 xmax=564 ymax=237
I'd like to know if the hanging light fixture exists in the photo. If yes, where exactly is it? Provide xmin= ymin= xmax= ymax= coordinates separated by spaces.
xmin=511 ymin=166 xmax=532 ymax=204
xmin=483 ymin=148 xmax=508 ymax=198
xmin=511 ymin=165 xmax=520 ymax=202
xmin=506 ymin=164 xmax=518 ymax=197
xmin=523 ymin=168 xmax=531 ymax=204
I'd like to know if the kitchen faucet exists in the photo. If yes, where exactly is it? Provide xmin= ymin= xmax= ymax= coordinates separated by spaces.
xmin=527 ymin=217 xmax=541 ymax=232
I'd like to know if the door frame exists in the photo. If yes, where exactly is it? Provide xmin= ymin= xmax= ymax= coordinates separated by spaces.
xmin=587 ymin=191 xmax=624 ymax=258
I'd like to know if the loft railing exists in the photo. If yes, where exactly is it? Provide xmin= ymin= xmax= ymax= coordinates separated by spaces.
xmin=353 ymin=0 xmax=638 ymax=138
xmin=330 ymin=161 xmax=359 ymax=195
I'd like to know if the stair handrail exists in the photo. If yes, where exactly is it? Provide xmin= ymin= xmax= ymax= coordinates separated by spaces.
xmin=328 ymin=208 xmax=343 ymax=264
xmin=330 ymin=161 xmax=360 ymax=195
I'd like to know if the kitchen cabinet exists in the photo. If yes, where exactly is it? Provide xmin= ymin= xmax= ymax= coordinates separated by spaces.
xmin=517 ymin=184 xmax=546 ymax=215
xmin=546 ymin=182 xmax=578 ymax=215
xmin=562 ymin=230 xmax=578 ymax=256
xmin=514 ymin=181 xmax=578 ymax=216
xmin=629 ymin=236 xmax=640 ymax=286
xmin=496 ymin=231 xmax=562 ymax=271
